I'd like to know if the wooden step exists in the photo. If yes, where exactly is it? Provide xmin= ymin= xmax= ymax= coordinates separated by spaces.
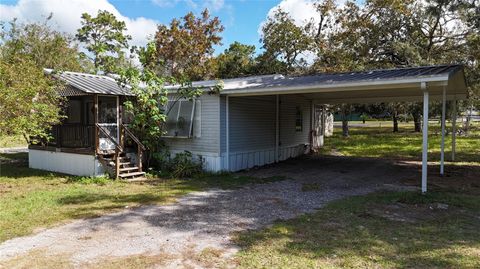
xmin=118 ymin=171 xmax=145 ymax=179
xmin=120 ymin=167 xmax=138 ymax=172
xmin=118 ymin=162 xmax=132 ymax=167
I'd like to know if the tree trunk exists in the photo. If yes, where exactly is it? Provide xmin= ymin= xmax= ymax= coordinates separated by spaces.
xmin=392 ymin=110 xmax=399 ymax=132
xmin=342 ymin=119 xmax=349 ymax=137
xmin=341 ymin=112 xmax=349 ymax=137
xmin=412 ymin=113 xmax=421 ymax=132
xmin=465 ymin=105 xmax=473 ymax=135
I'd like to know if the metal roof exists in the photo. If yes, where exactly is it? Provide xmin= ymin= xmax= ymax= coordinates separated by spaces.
xmin=44 ymin=69 xmax=134 ymax=96
xmin=45 ymin=64 xmax=466 ymax=101
xmin=215 ymin=65 xmax=463 ymax=92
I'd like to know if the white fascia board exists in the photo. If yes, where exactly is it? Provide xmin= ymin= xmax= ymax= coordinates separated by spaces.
xmin=312 ymin=93 xmax=467 ymax=104
xmin=221 ymin=76 xmax=450 ymax=96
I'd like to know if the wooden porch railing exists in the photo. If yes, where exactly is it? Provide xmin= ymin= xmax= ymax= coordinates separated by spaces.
xmin=121 ymin=124 xmax=146 ymax=172
xmin=50 ymin=124 xmax=95 ymax=148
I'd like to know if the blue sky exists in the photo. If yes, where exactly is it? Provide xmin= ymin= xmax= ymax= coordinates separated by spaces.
xmin=1 ymin=0 xmax=314 ymax=55
xmin=109 ymin=0 xmax=277 ymax=53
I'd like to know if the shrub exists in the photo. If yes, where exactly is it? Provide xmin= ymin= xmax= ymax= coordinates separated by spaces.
xmin=170 ymin=151 xmax=203 ymax=178
xmin=151 ymin=148 xmax=171 ymax=171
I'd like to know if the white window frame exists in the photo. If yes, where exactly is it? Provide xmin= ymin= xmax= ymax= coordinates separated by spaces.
xmin=163 ymin=99 xmax=198 ymax=138
xmin=193 ymin=100 xmax=201 ymax=138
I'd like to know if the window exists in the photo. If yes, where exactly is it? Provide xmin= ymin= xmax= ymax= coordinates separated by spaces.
xmin=66 ymin=100 xmax=81 ymax=124
xmin=295 ymin=106 xmax=303 ymax=132
xmin=164 ymin=100 xmax=200 ymax=138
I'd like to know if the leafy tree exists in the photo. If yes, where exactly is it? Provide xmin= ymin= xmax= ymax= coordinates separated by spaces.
xmin=456 ymin=0 xmax=480 ymax=132
xmin=0 ymin=18 xmax=83 ymax=142
xmin=0 ymin=17 xmax=85 ymax=71
xmin=309 ymin=0 xmax=343 ymax=73
xmin=215 ymin=41 xmax=256 ymax=78
xmin=260 ymin=8 xmax=313 ymax=74
xmin=308 ymin=0 xmax=478 ymax=133
xmin=253 ymin=51 xmax=289 ymax=75
xmin=118 ymin=42 xmax=206 ymax=168
xmin=0 ymin=57 xmax=63 ymax=142
xmin=76 ymin=10 xmax=131 ymax=73
xmin=154 ymin=9 xmax=224 ymax=81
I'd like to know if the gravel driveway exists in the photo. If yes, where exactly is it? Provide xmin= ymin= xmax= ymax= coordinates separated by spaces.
xmin=0 ymin=155 xmax=417 ymax=268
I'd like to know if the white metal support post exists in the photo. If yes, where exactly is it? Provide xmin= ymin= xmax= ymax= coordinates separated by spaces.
xmin=226 ymin=96 xmax=230 ymax=171
xmin=452 ymin=97 xmax=457 ymax=161
xmin=275 ymin=95 xmax=280 ymax=163
xmin=310 ymin=100 xmax=314 ymax=151
xmin=440 ymin=86 xmax=446 ymax=176
xmin=421 ymin=82 xmax=429 ymax=193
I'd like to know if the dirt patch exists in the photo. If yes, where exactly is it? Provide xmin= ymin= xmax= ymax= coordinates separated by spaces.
xmin=401 ymin=162 xmax=480 ymax=194
xmin=302 ymin=183 xmax=323 ymax=192
xmin=0 ymin=184 xmax=13 ymax=194
xmin=364 ymin=202 xmax=455 ymax=223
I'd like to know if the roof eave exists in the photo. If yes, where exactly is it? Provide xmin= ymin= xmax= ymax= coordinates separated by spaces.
xmin=220 ymin=75 xmax=451 ymax=96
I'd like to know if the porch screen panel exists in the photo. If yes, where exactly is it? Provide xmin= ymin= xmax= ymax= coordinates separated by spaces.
xmin=98 ymin=96 xmax=118 ymax=150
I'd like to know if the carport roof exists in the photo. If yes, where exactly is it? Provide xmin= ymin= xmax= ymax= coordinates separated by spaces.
xmin=181 ymin=64 xmax=467 ymax=103
xmin=45 ymin=64 xmax=468 ymax=103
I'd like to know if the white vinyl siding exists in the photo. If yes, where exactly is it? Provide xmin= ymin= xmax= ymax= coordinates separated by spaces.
xmin=279 ymin=95 xmax=311 ymax=147
xmin=221 ymin=94 xmax=311 ymax=171
xmin=163 ymin=94 xmax=220 ymax=155
xmin=228 ymin=96 xmax=276 ymax=152
xmin=164 ymin=93 xmax=311 ymax=172
xmin=220 ymin=96 xmax=227 ymax=153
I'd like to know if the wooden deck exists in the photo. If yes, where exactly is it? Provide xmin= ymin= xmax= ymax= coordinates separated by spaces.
xmin=28 ymin=145 xmax=95 ymax=155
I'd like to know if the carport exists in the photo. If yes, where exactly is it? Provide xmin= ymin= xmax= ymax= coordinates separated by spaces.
xmin=221 ymin=65 xmax=468 ymax=193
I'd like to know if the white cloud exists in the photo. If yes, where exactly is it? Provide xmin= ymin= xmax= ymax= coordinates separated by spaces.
xmin=256 ymin=0 xmax=318 ymax=63
xmin=257 ymin=0 xmax=348 ymax=63
xmin=258 ymin=0 xmax=316 ymax=37
xmin=151 ymin=0 xmax=225 ymax=12
xmin=0 ymin=0 xmax=158 ymax=47
xmin=258 ymin=0 xmax=348 ymax=36
xmin=151 ymin=0 xmax=179 ymax=8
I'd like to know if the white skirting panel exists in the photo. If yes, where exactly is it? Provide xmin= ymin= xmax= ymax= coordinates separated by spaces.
xmin=279 ymin=144 xmax=310 ymax=161
xmin=29 ymin=149 xmax=105 ymax=176
xmin=169 ymin=144 xmax=309 ymax=173
xmin=223 ymin=144 xmax=309 ymax=172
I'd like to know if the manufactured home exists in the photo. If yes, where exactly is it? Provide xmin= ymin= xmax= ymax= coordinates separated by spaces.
xmin=30 ymin=65 xmax=467 ymax=192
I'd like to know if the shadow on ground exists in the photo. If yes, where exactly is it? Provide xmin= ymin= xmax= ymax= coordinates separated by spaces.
xmin=1 ymin=154 xmax=479 ymax=268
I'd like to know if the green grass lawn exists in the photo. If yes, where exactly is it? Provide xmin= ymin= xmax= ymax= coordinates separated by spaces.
xmin=0 ymin=153 xmax=283 ymax=243
xmin=0 ymin=135 xmax=27 ymax=148
xmin=234 ymin=121 xmax=480 ymax=269
xmin=321 ymin=121 xmax=480 ymax=163
xmin=235 ymin=190 xmax=480 ymax=269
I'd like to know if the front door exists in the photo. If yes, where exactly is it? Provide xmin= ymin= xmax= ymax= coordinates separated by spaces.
xmin=98 ymin=96 xmax=119 ymax=151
